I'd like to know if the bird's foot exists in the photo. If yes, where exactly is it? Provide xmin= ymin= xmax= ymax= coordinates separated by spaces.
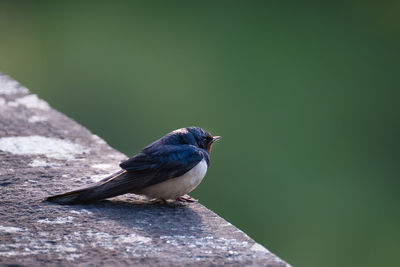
xmin=176 ymin=195 xmax=198 ymax=203
xmin=151 ymin=196 xmax=197 ymax=207
xmin=150 ymin=198 xmax=180 ymax=208
xmin=150 ymin=198 xmax=169 ymax=205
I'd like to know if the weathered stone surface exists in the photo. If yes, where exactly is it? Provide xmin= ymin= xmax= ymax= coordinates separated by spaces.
xmin=0 ymin=73 xmax=290 ymax=266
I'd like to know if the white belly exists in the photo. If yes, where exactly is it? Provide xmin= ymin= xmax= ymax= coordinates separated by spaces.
xmin=138 ymin=159 xmax=208 ymax=200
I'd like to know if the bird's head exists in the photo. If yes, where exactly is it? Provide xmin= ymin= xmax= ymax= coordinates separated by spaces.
xmin=166 ymin=127 xmax=221 ymax=153
xmin=185 ymin=127 xmax=221 ymax=153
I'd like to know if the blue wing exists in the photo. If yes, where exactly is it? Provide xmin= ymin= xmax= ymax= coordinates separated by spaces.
xmin=119 ymin=144 xmax=207 ymax=188
xmin=46 ymin=144 xmax=209 ymax=204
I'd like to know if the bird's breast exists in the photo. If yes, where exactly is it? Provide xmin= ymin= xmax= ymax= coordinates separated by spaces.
xmin=138 ymin=159 xmax=208 ymax=200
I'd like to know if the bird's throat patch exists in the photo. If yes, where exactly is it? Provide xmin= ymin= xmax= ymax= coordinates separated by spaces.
xmin=207 ymin=143 xmax=213 ymax=153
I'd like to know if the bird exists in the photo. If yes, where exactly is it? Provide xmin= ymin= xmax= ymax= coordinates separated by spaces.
xmin=45 ymin=126 xmax=221 ymax=205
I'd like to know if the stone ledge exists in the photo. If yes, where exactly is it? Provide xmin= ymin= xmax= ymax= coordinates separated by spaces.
xmin=0 ymin=73 xmax=290 ymax=266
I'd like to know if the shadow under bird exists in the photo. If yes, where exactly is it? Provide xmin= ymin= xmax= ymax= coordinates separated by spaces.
xmin=46 ymin=127 xmax=221 ymax=204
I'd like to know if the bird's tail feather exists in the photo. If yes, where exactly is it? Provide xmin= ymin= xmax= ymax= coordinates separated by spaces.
xmin=45 ymin=170 xmax=129 ymax=205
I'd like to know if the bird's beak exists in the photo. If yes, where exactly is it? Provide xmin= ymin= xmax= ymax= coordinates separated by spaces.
xmin=211 ymin=136 xmax=222 ymax=143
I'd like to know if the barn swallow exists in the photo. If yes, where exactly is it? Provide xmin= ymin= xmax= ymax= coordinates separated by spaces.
xmin=46 ymin=127 xmax=221 ymax=204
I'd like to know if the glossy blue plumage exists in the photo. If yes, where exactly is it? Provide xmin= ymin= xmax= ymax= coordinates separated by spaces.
xmin=46 ymin=126 xmax=219 ymax=204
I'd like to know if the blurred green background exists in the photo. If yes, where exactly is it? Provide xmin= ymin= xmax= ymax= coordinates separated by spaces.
xmin=1 ymin=1 xmax=399 ymax=266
